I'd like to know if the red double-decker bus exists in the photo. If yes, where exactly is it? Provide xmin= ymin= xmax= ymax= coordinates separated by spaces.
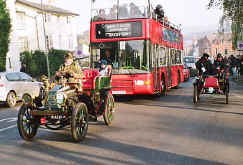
xmin=90 ymin=0 xmax=184 ymax=95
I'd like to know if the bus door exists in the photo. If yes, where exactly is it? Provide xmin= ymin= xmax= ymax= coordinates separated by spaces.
xmin=152 ymin=45 xmax=160 ymax=90
xmin=167 ymin=48 xmax=172 ymax=87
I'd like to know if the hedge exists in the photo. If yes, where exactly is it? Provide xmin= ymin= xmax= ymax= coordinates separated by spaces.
xmin=20 ymin=49 xmax=68 ymax=78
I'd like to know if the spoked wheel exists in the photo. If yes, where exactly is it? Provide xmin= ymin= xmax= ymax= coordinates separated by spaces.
xmin=17 ymin=105 xmax=39 ymax=141
xmin=225 ymin=83 xmax=229 ymax=104
xmin=7 ymin=92 xmax=17 ymax=108
xmin=71 ymin=103 xmax=89 ymax=142
xmin=103 ymin=93 xmax=115 ymax=126
xmin=22 ymin=94 xmax=32 ymax=105
xmin=193 ymin=85 xmax=198 ymax=104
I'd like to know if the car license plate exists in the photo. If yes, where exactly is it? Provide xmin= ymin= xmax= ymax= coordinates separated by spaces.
xmin=112 ymin=91 xmax=126 ymax=95
xmin=51 ymin=115 xmax=64 ymax=119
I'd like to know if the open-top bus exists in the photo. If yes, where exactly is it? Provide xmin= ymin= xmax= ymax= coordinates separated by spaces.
xmin=90 ymin=0 xmax=184 ymax=95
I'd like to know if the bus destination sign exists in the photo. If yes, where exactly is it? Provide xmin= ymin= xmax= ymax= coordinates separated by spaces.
xmin=96 ymin=21 xmax=143 ymax=39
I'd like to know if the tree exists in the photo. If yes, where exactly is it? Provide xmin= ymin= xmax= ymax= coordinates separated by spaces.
xmin=232 ymin=21 xmax=243 ymax=49
xmin=208 ymin=0 xmax=243 ymax=25
xmin=0 ymin=0 xmax=11 ymax=71
xmin=209 ymin=0 xmax=243 ymax=49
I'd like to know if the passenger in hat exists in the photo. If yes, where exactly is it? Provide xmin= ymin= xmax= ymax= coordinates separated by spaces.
xmin=99 ymin=59 xmax=111 ymax=76
xmin=154 ymin=4 xmax=165 ymax=22
xmin=213 ymin=53 xmax=228 ymax=75
xmin=195 ymin=53 xmax=213 ymax=76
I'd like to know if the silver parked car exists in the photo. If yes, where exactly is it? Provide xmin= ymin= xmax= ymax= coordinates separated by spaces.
xmin=0 ymin=72 xmax=42 ymax=107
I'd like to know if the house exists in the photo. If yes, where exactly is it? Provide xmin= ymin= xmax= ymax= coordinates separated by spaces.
xmin=209 ymin=33 xmax=239 ymax=58
xmin=5 ymin=0 xmax=79 ymax=72
xmin=197 ymin=36 xmax=212 ymax=56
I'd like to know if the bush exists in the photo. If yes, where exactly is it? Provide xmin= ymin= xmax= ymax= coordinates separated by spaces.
xmin=48 ymin=49 xmax=67 ymax=76
xmin=20 ymin=49 xmax=68 ymax=78
xmin=0 ymin=0 xmax=11 ymax=71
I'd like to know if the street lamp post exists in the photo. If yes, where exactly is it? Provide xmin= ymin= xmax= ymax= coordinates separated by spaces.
xmin=41 ymin=0 xmax=50 ymax=79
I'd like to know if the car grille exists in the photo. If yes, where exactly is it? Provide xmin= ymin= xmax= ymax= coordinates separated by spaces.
xmin=47 ymin=92 xmax=57 ymax=109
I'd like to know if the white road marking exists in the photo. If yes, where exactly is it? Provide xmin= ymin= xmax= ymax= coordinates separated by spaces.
xmin=0 ymin=117 xmax=17 ymax=122
xmin=0 ymin=124 xmax=17 ymax=132
xmin=7 ymin=118 xmax=17 ymax=123
xmin=0 ymin=117 xmax=17 ymax=123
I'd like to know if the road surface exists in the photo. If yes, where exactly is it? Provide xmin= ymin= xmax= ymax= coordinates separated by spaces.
xmin=0 ymin=79 xmax=243 ymax=165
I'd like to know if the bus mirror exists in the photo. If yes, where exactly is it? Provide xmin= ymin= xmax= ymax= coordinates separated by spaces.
xmin=120 ymin=41 xmax=126 ymax=50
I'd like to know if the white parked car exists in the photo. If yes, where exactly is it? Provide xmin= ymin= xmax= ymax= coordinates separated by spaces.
xmin=0 ymin=72 xmax=42 ymax=107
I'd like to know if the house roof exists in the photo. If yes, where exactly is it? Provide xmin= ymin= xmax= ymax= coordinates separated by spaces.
xmin=16 ymin=0 xmax=79 ymax=16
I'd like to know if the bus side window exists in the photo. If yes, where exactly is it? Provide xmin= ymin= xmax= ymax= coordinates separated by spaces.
xmin=152 ymin=45 xmax=157 ymax=67
xmin=166 ymin=48 xmax=170 ymax=65
xmin=159 ymin=47 xmax=166 ymax=66
xmin=170 ymin=49 xmax=176 ymax=65
xmin=176 ymin=50 xmax=182 ymax=64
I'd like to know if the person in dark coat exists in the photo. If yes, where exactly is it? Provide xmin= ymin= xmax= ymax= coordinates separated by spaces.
xmin=236 ymin=57 xmax=241 ymax=72
xmin=240 ymin=55 xmax=243 ymax=74
xmin=195 ymin=53 xmax=212 ymax=76
xmin=213 ymin=53 xmax=229 ymax=79
xmin=102 ymin=50 xmax=113 ymax=65
xmin=229 ymin=55 xmax=237 ymax=77
xmin=214 ymin=54 xmax=227 ymax=71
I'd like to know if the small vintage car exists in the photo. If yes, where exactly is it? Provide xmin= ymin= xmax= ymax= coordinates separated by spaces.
xmin=17 ymin=69 xmax=115 ymax=142
xmin=193 ymin=67 xmax=229 ymax=104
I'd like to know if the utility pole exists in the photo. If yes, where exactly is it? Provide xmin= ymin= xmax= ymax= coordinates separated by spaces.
xmin=148 ymin=0 xmax=151 ymax=18
xmin=117 ymin=0 xmax=119 ymax=20
xmin=41 ymin=0 xmax=50 ymax=79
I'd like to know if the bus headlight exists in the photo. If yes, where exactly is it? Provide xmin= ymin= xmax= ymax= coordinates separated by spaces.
xmin=135 ymin=80 xmax=144 ymax=86
xmin=135 ymin=80 xmax=151 ymax=86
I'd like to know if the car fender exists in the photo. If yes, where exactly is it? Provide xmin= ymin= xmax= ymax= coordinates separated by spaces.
xmin=30 ymin=82 xmax=42 ymax=98
xmin=0 ymin=88 xmax=8 ymax=102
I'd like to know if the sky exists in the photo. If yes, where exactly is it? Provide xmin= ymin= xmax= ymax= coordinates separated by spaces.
xmin=49 ymin=0 xmax=222 ymax=34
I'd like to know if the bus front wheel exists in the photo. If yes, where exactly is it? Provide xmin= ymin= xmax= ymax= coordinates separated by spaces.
xmin=161 ymin=77 xmax=167 ymax=96
xmin=175 ymin=71 xmax=181 ymax=89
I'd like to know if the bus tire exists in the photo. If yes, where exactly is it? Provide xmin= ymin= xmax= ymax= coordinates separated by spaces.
xmin=193 ymin=85 xmax=198 ymax=104
xmin=175 ymin=71 xmax=181 ymax=89
xmin=161 ymin=76 xmax=167 ymax=96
